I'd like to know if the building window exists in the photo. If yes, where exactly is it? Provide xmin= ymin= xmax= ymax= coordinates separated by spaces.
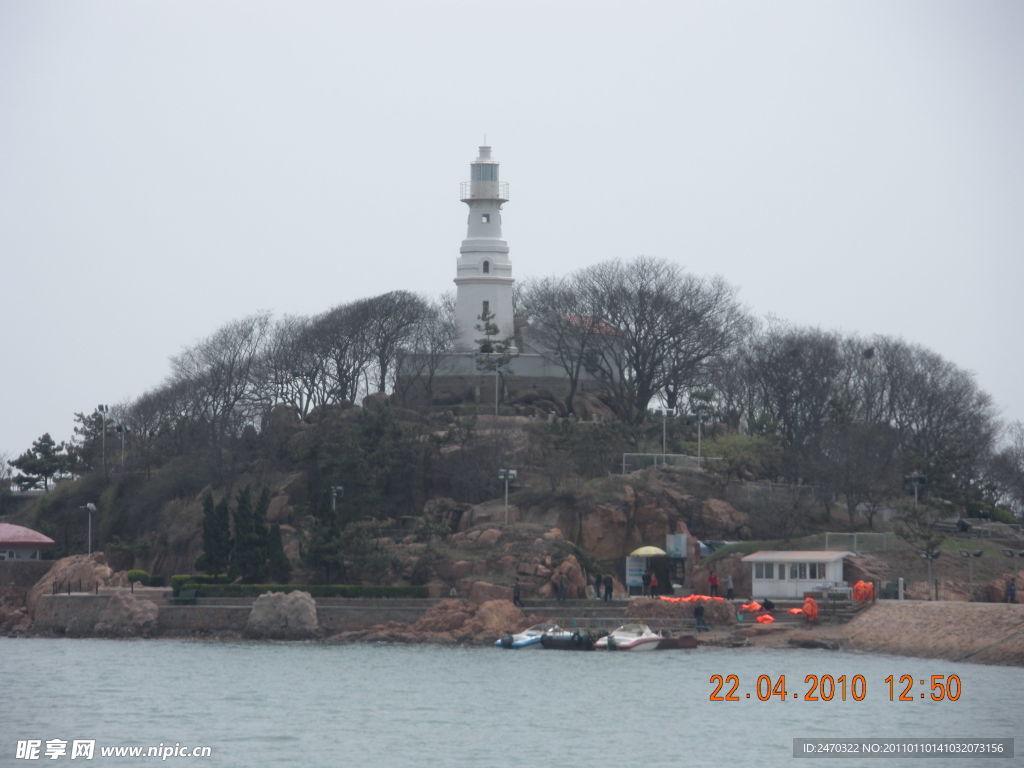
xmin=482 ymin=301 xmax=489 ymax=317
xmin=754 ymin=563 xmax=774 ymax=579
xmin=482 ymin=260 xmax=490 ymax=274
xmin=481 ymin=214 xmax=490 ymax=223
xmin=808 ymin=563 xmax=825 ymax=579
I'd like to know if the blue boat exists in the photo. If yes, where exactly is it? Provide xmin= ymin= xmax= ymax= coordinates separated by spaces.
xmin=494 ymin=623 xmax=555 ymax=649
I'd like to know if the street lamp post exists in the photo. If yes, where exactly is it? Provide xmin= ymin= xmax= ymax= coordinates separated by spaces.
xmin=97 ymin=405 xmax=109 ymax=476
xmin=331 ymin=486 xmax=344 ymax=516
xmin=959 ymin=550 xmax=984 ymax=596
xmin=919 ymin=549 xmax=940 ymax=600
xmin=498 ymin=469 xmax=517 ymax=525
xmin=116 ymin=424 xmax=130 ymax=466
xmin=904 ymin=472 xmax=927 ymax=507
xmin=697 ymin=416 xmax=703 ymax=468
xmin=657 ymin=408 xmax=674 ymax=465
xmin=80 ymin=503 xmax=96 ymax=555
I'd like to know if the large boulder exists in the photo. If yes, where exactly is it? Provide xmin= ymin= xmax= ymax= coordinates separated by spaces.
xmin=245 ymin=591 xmax=319 ymax=639
xmin=466 ymin=581 xmax=513 ymax=603
xmin=571 ymin=392 xmax=616 ymax=422
xmin=94 ymin=592 xmax=159 ymax=637
xmin=26 ymin=553 xmax=123 ymax=617
xmin=694 ymin=498 xmax=749 ymax=539
xmin=361 ymin=392 xmax=390 ymax=411
xmin=580 ymin=504 xmax=629 ymax=560
xmin=475 ymin=599 xmax=527 ymax=634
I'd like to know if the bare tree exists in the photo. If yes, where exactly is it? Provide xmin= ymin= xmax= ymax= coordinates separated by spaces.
xmin=358 ymin=291 xmax=432 ymax=393
xmin=308 ymin=302 xmax=376 ymax=404
xmin=251 ymin=315 xmax=332 ymax=417
xmin=660 ymin=274 xmax=750 ymax=412
xmin=394 ymin=299 xmax=457 ymax=406
xmin=532 ymin=256 xmax=745 ymax=424
xmin=519 ymin=275 xmax=607 ymax=415
xmin=987 ymin=421 xmax=1024 ymax=517
xmin=742 ymin=324 xmax=844 ymax=482
xmin=169 ymin=312 xmax=271 ymax=446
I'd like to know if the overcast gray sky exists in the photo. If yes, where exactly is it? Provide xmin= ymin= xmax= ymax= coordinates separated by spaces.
xmin=2 ymin=0 xmax=1022 ymax=461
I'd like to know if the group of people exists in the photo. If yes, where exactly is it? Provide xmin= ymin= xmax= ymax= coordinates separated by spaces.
xmin=592 ymin=572 xmax=615 ymax=601
xmin=706 ymin=569 xmax=735 ymax=600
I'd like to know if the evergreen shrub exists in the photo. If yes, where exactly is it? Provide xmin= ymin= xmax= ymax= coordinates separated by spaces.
xmin=171 ymin=573 xmax=230 ymax=595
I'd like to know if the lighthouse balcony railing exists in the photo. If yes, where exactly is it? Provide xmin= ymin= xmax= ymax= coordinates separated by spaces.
xmin=460 ymin=181 xmax=509 ymax=202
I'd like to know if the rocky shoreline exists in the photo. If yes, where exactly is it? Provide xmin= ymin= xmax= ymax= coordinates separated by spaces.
xmin=15 ymin=590 xmax=1024 ymax=668
xmin=6 ymin=555 xmax=1023 ymax=667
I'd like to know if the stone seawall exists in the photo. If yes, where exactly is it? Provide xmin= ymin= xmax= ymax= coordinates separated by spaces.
xmin=34 ymin=594 xmax=114 ymax=636
xmin=838 ymin=601 xmax=1024 ymax=666
xmin=32 ymin=593 xmax=437 ymax=637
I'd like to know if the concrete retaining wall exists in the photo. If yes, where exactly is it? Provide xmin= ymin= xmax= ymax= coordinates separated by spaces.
xmin=32 ymin=593 xmax=436 ymax=637
xmin=34 ymin=594 xmax=112 ymax=635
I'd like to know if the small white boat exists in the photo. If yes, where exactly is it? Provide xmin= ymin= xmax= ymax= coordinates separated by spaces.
xmin=593 ymin=623 xmax=661 ymax=651
xmin=494 ymin=623 xmax=554 ymax=649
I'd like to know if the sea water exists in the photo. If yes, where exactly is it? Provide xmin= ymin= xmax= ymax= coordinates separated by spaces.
xmin=1 ymin=638 xmax=1019 ymax=767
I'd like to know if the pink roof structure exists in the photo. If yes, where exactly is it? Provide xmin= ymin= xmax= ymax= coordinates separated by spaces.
xmin=0 ymin=523 xmax=56 ymax=547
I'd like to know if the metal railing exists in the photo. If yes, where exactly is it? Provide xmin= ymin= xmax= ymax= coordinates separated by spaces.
xmin=621 ymin=453 xmax=722 ymax=474
xmin=824 ymin=531 xmax=898 ymax=553
xmin=459 ymin=180 xmax=509 ymax=201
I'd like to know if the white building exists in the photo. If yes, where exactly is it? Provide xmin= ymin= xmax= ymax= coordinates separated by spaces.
xmin=0 ymin=523 xmax=55 ymax=560
xmin=453 ymin=146 xmax=515 ymax=351
xmin=741 ymin=550 xmax=854 ymax=599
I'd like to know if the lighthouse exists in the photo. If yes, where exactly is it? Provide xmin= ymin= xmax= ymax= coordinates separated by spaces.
xmin=453 ymin=146 xmax=515 ymax=352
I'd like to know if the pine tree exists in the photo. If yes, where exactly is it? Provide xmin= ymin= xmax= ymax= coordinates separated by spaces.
xmin=196 ymin=492 xmax=231 ymax=574
xmin=267 ymin=523 xmax=292 ymax=583
xmin=9 ymin=433 xmax=66 ymax=490
xmin=228 ymin=486 xmax=268 ymax=583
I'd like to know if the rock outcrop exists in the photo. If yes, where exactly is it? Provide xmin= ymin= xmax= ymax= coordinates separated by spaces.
xmin=329 ymin=598 xmax=527 ymax=645
xmin=245 ymin=590 xmax=320 ymax=639
xmin=26 ymin=553 xmax=124 ymax=617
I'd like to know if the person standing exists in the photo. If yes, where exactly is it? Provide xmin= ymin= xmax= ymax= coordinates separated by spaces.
xmin=1008 ymin=578 xmax=1017 ymax=604
xmin=593 ymin=572 xmax=603 ymax=600
xmin=641 ymin=569 xmax=652 ymax=597
xmin=650 ymin=571 xmax=659 ymax=596
xmin=513 ymin=578 xmax=523 ymax=607
xmin=725 ymin=573 xmax=734 ymax=600
xmin=557 ymin=572 xmax=568 ymax=602
xmin=602 ymin=573 xmax=613 ymax=602
xmin=694 ymin=603 xmax=709 ymax=632
xmin=708 ymin=570 xmax=719 ymax=597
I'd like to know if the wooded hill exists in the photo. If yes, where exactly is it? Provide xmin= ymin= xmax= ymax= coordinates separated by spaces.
xmin=5 ymin=257 xmax=1022 ymax=581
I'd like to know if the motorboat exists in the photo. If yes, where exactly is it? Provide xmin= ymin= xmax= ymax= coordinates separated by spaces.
xmin=494 ymin=623 xmax=553 ymax=649
xmin=593 ymin=623 xmax=662 ymax=651
xmin=540 ymin=627 xmax=603 ymax=651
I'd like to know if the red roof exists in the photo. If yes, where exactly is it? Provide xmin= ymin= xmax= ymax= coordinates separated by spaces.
xmin=0 ymin=523 xmax=55 ymax=547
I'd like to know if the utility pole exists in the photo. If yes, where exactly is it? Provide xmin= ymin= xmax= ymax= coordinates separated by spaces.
xmin=498 ymin=469 xmax=516 ymax=525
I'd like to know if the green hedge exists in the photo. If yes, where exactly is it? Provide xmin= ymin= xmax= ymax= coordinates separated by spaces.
xmin=171 ymin=573 xmax=231 ymax=595
xmin=180 ymin=583 xmax=428 ymax=599
xmin=126 ymin=570 xmax=166 ymax=587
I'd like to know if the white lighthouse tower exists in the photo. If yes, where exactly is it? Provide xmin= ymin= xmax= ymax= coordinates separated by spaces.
xmin=454 ymin=146 xmax=515 ymax=352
